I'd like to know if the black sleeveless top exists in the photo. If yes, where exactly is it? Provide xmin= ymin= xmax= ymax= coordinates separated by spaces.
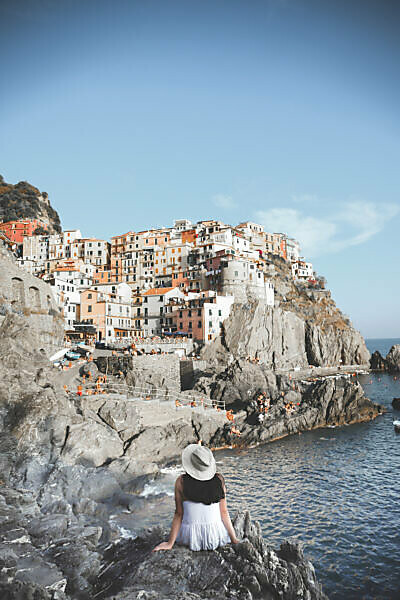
xmin=182 ymin=473 xmax=225 ymax=505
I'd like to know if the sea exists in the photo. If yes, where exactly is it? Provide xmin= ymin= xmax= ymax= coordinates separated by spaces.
xmin=118 ymin=338 xmax=400 ymax=600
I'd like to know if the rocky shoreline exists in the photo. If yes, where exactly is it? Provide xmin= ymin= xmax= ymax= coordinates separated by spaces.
xmin=0 ymin=311 xmax=384 ymax=599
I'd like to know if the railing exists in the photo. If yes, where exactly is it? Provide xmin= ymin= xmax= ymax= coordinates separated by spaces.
xmin=70 ymin=381 xmax=226 ymax=412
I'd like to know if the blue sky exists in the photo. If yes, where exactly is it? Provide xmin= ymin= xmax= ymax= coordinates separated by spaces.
xmin=1 ymin=0 xmax=399 ymax=338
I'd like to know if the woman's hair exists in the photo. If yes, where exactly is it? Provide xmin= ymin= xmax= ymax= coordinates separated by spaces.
xmin=182 ymin=472 xmax=225 ymax=505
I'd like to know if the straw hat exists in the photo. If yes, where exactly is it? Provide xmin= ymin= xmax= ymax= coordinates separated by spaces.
xmin=181 ymin=444 xmax=216 ymax=481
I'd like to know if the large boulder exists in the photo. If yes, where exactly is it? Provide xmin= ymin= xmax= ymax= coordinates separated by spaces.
xmin=385 ymin=345 xmax=400 ymax=373
xmin=370 ymin=350 xmax=387 ymax=371
xmin=96 ymin=355 xmax=132 ymax=376
xmin=92 ymin=511 xmax=328 ymax=600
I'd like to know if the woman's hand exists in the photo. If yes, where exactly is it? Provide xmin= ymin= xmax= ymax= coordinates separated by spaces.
xmin=231 ymin=537 xmax=240 ymax=545
xmin=152 ymin=541 xmax=174 ymax=552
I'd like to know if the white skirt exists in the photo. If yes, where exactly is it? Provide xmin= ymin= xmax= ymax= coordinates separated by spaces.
xmin=176 ymin=500 xmax=231 ymax=551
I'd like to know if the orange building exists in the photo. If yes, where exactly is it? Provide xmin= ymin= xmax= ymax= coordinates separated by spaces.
xmin=93 ymin=268 xmax=117 ymax=284
xmin=0 ymin=219 xmax=48 ymax=244
xmin=80 ymin=288 xmax=132 ymax=341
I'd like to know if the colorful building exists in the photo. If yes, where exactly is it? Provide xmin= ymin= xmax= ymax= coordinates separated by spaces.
xmin=0 ymin=219 xmax=48 ymax=244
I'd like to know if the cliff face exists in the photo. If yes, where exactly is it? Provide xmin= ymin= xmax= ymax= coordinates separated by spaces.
xmin=0 ymin=174 xmax=61 ymax=233
xmin=202 ymin=257 xmax=370 ymax=368
xmin=202 ymin=299 xmax=369 ymax=369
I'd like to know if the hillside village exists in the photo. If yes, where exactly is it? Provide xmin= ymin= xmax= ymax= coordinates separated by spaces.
xmin=1 ymin=213 xmax=316 ymax=346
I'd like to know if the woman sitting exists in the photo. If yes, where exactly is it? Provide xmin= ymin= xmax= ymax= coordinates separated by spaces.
xmin=153 ymin=444 xmax=239 ymax=552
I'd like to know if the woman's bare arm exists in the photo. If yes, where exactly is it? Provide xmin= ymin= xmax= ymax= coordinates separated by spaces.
xmin=218 ymin=475 xmax=239 ymax=544
xmin=153 ymin=476 xmax=184 ymax=551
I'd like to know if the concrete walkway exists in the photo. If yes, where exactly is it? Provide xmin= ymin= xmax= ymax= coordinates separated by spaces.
xmin=275 ymin=364 xmax=370 ymax=380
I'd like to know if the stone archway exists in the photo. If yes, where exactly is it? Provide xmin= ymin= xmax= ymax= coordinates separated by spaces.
xmin=11 ymin=277 xmax=25 ymax=307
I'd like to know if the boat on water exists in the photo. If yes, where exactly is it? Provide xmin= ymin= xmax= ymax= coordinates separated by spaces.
xmin=393 ymin=420 xmax=400 ymax=433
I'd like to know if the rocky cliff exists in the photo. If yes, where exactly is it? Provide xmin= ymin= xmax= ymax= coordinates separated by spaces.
xmin=0 ymin=175 xmax=61 ymax=233
xmin=202 ymin=281 xmax=369 ymax=369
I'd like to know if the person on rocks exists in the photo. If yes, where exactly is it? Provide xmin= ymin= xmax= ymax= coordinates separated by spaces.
xmin=153 ymin=444 xmax=239 ymax=552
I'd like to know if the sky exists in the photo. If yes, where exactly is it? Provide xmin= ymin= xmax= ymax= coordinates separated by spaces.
xmin=0 ymin=0 xmax=399 ymax=338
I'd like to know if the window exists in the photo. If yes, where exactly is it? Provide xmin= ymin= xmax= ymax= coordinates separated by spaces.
xmin=88 ymin=293 xmax=92 ymax=299
xmin=144 ymin=319 xmax=148 ymax=325
xmin=189 ymin=321 xmax=192 ymax=329
xmin=179 ymin=311 xmax=183 ymax=318
xmin=160 ymin=307 xmax=163 ymax=314
xmin=179 ymin=322 xmax=183 ymax=329
xmin=209 ymin=321 xmax=212 ymax=328
xmin=88 ymin=305 xmax=92 ymax=312
xmin=234 ymin=271 xmax=239 ymax=277
xmin=218 ymin=310 xmax=222 ymax=316
xmin=209 ymin=309 xmax=212 ymax=315
xmin=197 ymin=321 xmax=202 ymax=328
xmin=188 ymin=310 xmax=192 ymax=317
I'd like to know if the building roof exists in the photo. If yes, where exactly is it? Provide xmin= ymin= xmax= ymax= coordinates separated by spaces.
xmin=54 ymin=267 xmax=80 ymax=272
xmin=143 ymin=286 xmax=178 ymax=296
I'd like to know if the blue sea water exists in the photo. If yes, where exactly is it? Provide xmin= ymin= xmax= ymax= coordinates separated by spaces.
xmin=129 ymin=339 xmax=400 ymax=600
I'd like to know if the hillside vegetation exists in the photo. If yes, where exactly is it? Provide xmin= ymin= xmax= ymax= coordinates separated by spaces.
xmin=0 ymin=174 xmax=61 ymax=233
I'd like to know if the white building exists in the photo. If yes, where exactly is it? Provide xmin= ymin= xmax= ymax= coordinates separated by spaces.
xmin=141 ymin=286 xmax=185 ymax=336
xmin=218 ymin=256 xmax=275 ymax=305
xmin=51 ymin=277 xmax=80 ymax=328
xmin=286 ymin=237 xmax=301 ymax=262
xmin=292 ymin=259 xmax=314 ymax=280
xmin=23 ymin=235 xmax=50 ymax=262
xmin=83 ymin=239 xmax=110 ymax=267
xmin=203 ymin=294 xmax=234 ymax=343
xmin=91 ymin=282 xmax=131 ymax=303
xmin=173 ymin=219 xmax=193 ymax=232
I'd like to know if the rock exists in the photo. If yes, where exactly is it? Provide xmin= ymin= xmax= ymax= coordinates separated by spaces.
xmin=392 ymin=398 xmax=400 ymax=410
xmin=370 ymin=350 xmax=387 ymax=371
xmin=28 ymin=514 xmax=69 ymax=542
xmin=79 ymin=361 xmax=99 ymax=379
xmin=98 ymin=398 xmax=144 ymax=442
xmin=60 ymin=420 xmax=123 ymax=467
xmin=203 ymin=301 xmax=308 ymax=369
xmin=96 ymin=355 xmax=132 ymax=376
xmin=93 ymin=511 xmax=328 ymax=600
xmin=385 ymin=345 xmax=400 ymax=373
xmin=305 ymin=322 xmax=370 ymax=367
xmin=206 ymin=369 xmax=383 ymax=449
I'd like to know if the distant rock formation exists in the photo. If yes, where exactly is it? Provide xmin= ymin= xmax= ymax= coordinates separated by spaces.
xmin=369 ymin=345 xmax=400 ymax=373
xmin=0 ymin=174 xmax=61 ymax=233
xmin=370 ymin=350 xmax=387 ymax=371
xmin=385 ymin=345 xmax=400 ymax=373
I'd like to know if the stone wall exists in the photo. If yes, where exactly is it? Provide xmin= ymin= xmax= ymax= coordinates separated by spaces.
xmin=180 ymin=359 xmax=208 ymax=390
xmin=0 ymin=240 xmax=64 ymax=354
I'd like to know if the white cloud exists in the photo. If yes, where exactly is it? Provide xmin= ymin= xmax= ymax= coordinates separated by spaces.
xmin=256 ymin=200 xmax=399 ymax=257
xmin=212 ymin=194 xmax=237 ymax=210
